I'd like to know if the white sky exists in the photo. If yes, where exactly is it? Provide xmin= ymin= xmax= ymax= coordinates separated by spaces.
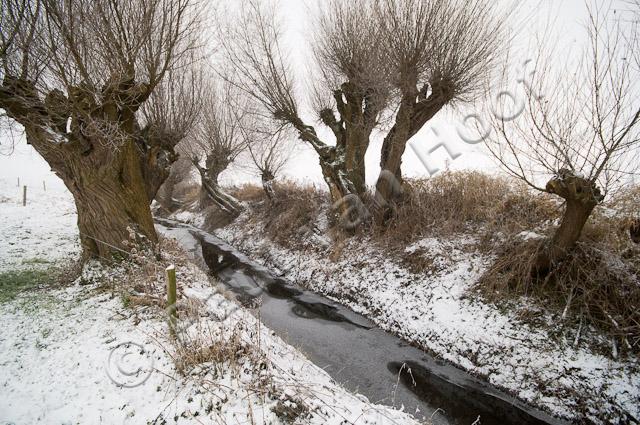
xmin=0 ymin=0 xmax=632 ymax=189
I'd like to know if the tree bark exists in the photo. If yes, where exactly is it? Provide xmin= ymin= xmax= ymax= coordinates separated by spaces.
xmin=316 ymin=82 xmax=378 ymax=199
xmin=195 ymin=164 xmax=243 ymax=216
xmin=66 ymin=142 xmax=158 ymax=259
xmin=376 ymin=79 xmax=451 ymax=209
xmin=342 ymin=122 xmax=369 ymax=195
xmin=630 ymin=218 xmax=640 ymax=244
xmin=1 ymin=76 xmax=178 ymax=261
xmin=319 ymin=151 xmax=358 ymax=206
xmin=533 ymin=170 xmax=603 ymax=276
xmin=288 ymin=116 xmax=359 ymax=205
xmin=261 ymin=170 xmax=275 ymax=199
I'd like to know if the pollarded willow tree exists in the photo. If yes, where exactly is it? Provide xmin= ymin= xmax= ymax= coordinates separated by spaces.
xmin=181 ymin=82 xmax=246 ymax=215
xmin=0 ymin=0 xmax=203 ymax=259
xmin=485 ymin=7 xmax=640 ymax=276
xmin=144 ymin=64 xmax=203 ymax=211
xmin=219 ymin=0 xmax=507 ymax=211
xmin=242 ymin=126 xmax=293 ymax=199
xmin=219 ymin=0 xmax=389 ymax=204
xmin=374 ymin=0 xmax=507 ymax=206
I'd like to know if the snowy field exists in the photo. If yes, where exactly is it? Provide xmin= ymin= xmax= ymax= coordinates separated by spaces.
xmin=0 ymin=178 xmax=422 ymax=425
xmin=215 ymin=211 xmax=640 ymax=425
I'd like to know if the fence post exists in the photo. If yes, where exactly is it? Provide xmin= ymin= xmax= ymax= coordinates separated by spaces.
xmin=17 ymin=177 xmax=20 ymax=187
xmin=22 ymin=186 xmax=27 ymax=206
xmin=166 ymin=265 xmax=177 ymax=337
xmin=43 ymin=181 xmax=46 ymax=191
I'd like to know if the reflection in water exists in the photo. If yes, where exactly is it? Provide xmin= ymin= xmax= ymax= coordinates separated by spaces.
xmin=220 ymin=267 xmax=371 ymax=329
xmin=290 ymin=302 xmax=370 ymax=329
xmin=155 ymin=219 xmax=564 ymax=425
xmin=264 ymin=280 xmax=302 ymax=299
xmin=388 ymin=361 xmax=549 ymax=425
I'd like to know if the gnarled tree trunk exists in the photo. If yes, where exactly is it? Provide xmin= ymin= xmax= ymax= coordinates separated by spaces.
xmin=156 ymin=158 xmax=191 ymax=213
xmin=194 ymin=162 xmax=243 ymax=216
xmin=533 ymin=170 xmax=603 ymax=276
xmin=376 ymin=79 xmax=452 ymax=211
xmin=288 ymin=116 xmax=360 ymax=205
xmin=1 ymin=76 xmax=178 ymax=261
xmin=65 ymin=142 xmax=158 ymax=258
xmin=261 ymin=170 xmax=276 ymax=199
xmin=316 ymin=82 xmax=379 ymax=203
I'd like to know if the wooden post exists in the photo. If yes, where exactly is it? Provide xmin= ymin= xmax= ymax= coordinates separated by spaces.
xmin=166 ymin=265 xmax=177 ymax=336
xmin=43 ymin=181 xmax=46 ymax=191
xmin=22 ymin=186 xmax=27 ymax=206
xmin=17 ymin=177 xmax=20 ymax=187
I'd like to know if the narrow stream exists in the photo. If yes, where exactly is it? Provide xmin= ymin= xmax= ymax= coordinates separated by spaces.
xmin=157 ymin=218 xmax=566 ymax=425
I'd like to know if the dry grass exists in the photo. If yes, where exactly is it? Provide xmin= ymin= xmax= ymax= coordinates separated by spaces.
xmin=79 ymin=236 xmax=204 ymax=317
xmin=233 ymin=183 xmax=269 ymax=203
xmin=368 ymin=171 xmax=560 ymax=250
xmin=172 ymin=318 xmax=268 ymax=377
xmin=477 ymin=234 xmax=640 ymax=354
xmin=472 ymin=183 xmax=640 ymax=356
xmin=229 ymin=174 xmax=640 ymax=356
xmin=235 ymin=180 xmax=327 ymax=250
xmin=227 ymin=172 xmax=562 ymax=256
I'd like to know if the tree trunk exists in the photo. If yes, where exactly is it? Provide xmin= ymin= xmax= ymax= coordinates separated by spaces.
xmin=533 ymin=171 xmax=603 ymax=276
xmin=343 ymin=128 xmax=368 ymax=195
xmin=196 ymin=165 xmax=243 ymax=216
xmin=319 ymin=154 xmax=357 ymax=206
xmin=316 ymin=83 xmax=376 ymax=199
xmin=630 ymin=218 xmax=640 ymax=244
xmin=376 ymin=123 xmax=411 ymax=208
xmin=376 ymin=97 xmax=447 ymax=208
xmin=261 ymin=170 xmax=276 ymax=199
xmin=59 ymin=141 xmax=158 ymax=260
xmin=1 ymin=76 xmax=179 ymax=262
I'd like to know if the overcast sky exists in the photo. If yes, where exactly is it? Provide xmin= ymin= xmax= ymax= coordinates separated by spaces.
xmin=0 ymin=0 xmax=631 ymax=190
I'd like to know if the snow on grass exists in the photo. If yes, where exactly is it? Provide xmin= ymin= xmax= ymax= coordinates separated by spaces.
xmin=0 ymin=177 xmax=80 ymax=271
xmin=0 ymin=269 xmax=423 ymax=424
xmin=216 ymin=213 xmax=640 ymax=425
xmin=0 ymin=178 xmax=422 ymax=425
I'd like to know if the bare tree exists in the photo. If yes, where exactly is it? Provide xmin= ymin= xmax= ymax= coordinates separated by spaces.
xmin=243 ymin=126 xmax=293 ymax=199
xmin=145 ymin=64 xmax=202 ymax=212
xmin=374 ymin=0 xmax=507 ymax=209
xmin=0 ymin=0 xmax=203 ymax=259
xmin=141 ymin=59 xmax=204 ymax=200
xmin=485 ymin=6 xmax=640 ymax=275
xmin=219 ymin=0 xmax=507 ymax=213
xmin=181 ymin=81 xmax=246 ymax=215
xmin=218 ymin=0 xmax=389 ymax=204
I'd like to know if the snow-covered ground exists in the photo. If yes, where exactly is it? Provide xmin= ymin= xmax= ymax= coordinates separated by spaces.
xmin=0 ymin=178 xmax=79 ymax=271
xmin=215 ymin=210 xmax=640 ymax=425
xmin=0 ymin=178 xmax=423 ymax=425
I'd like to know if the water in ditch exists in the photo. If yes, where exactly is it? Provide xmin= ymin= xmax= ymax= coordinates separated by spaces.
xmin=157 ymin=219 xmax=566 ymax=425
